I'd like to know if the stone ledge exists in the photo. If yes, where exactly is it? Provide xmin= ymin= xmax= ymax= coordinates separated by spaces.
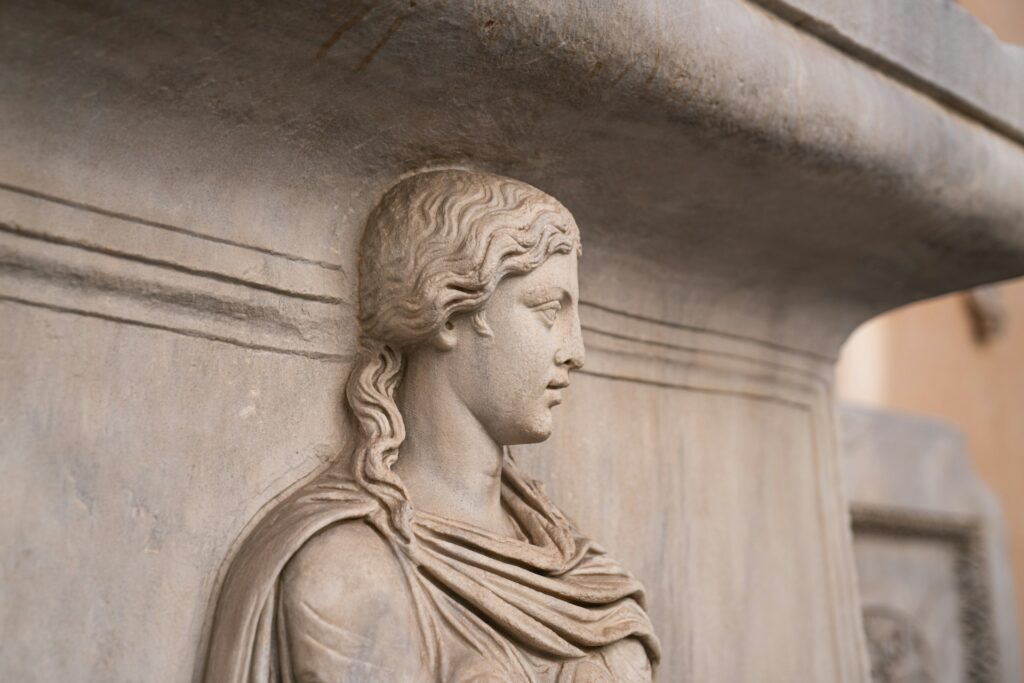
xmin=753 ymin=0 xmax=1024 ymax=143
xmin=4 ymin=0 xmax=1024 ymax=357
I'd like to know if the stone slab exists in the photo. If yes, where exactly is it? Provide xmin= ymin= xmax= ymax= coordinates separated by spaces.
xmin=3 ymin=0 xmax=1024 ymax=356
xmin=841 ymin=405 xmax=1022 ymax=683
xmin=754 ymin=0 xmax=1024 ymax=143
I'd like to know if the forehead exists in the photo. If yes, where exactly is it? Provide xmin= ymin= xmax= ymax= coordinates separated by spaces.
xmin=511 ymin=252 xmax=579 ymax=296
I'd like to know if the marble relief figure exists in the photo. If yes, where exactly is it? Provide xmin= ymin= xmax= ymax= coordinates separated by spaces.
xmin=203 ymin=169 xmax=661 ymax=682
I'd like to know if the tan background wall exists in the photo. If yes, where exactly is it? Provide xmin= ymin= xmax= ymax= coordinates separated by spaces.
xmin=961 ymin=0 xmax=1024 ymax=45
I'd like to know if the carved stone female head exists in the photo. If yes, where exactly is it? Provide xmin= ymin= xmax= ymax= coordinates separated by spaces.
xmin=345 ymin=168 xmax=583 ymax=531
xmin=355 ymin=168 xmax=582 ymax=348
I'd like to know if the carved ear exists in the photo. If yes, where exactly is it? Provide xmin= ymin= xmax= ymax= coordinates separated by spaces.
xmin=431 ymin=318 xmax=458 ymax=351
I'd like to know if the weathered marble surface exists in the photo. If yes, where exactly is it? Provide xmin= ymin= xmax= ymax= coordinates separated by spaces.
xmin=753 ymin=0 xmax=1024 ymax=142
xmin=3 ymin=0 xmax=1024 ymax=681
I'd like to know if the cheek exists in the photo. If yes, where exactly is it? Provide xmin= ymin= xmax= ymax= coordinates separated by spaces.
xmin=507 ymin=324 xmax=554 ymax=383
xmin=490 ymin=331 xmax=548 ymax=405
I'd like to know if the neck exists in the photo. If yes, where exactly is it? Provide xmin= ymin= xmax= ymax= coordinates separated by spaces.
xmin=392 ymin=352 xmax=513 ymax=537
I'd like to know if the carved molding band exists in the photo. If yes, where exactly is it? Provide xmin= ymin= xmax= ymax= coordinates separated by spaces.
xmin=0 ymin=182 xmax=834 ymax=399
xmin=0 ymin=183 xmax=354 ymax=361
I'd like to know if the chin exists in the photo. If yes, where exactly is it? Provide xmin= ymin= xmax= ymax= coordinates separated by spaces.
xmin=504 ymin=413 xmax=554 ymax=445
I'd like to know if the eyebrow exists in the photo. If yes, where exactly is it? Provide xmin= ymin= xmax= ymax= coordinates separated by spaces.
xmin=521 ymin=285 xmax=567 ymax=306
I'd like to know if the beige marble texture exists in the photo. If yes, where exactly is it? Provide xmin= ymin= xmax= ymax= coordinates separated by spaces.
xmin=3 ymin=0 xmax=1024 ymax=681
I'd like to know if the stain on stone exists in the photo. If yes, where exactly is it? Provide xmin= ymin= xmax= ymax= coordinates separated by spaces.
xmin=317 ymin=4 xmax=375 ymax=60
xmin=354 ymin=12 xmax=407 ymax=72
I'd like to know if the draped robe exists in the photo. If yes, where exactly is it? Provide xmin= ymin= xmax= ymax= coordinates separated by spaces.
xmin=203 ymin=458 xmax=661 ymax=682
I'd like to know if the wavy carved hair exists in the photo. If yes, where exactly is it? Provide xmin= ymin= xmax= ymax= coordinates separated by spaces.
xmin=345 ymin=169 xmax=582 ymax=538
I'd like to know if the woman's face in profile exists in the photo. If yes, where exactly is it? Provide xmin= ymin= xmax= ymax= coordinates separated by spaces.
xmin=446 ymin=251 xmax=585 ymax=446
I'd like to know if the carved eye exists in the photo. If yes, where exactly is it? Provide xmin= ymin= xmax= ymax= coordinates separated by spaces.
xmin=534 ymin=301 xmax=561 ymax=326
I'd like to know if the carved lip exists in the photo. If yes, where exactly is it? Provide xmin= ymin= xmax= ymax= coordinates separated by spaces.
xmin=546 ymin=379 xmax=568 ymax=407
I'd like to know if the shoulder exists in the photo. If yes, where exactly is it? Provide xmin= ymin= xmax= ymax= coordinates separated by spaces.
xmin=279 ymin=521 xmax=426 ymax=680
xmin=281 ymin=520 xmax=410 ymax=617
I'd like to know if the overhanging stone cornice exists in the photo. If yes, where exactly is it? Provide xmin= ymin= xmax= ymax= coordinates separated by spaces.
xmin=2 ymin=0 xmax=1024 ymax=356
xmin=753 ymin=0 xmax=1024 ymax=144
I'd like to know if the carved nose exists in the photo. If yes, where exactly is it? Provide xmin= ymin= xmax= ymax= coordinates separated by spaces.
xmin=555 ymin=310 xmax=585 ymax=369
xmin=563 ymin=354 xmax=584 ymax=370
xmin=556 ymin=337 xmax=585 ymax=370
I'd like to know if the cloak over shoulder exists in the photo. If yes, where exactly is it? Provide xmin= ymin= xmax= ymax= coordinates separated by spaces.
xmin=203 ymin=459 xmax=660 ymax=682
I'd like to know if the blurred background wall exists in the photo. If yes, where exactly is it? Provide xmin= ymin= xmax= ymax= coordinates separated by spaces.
xmin=837 ymin=0 xmax=1024 ymax=655
xmin=960 ymin=0 xmax=1024 ymax=44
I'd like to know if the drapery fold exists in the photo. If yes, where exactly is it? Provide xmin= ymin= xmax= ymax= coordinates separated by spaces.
xmin=203 ymin=459 xmax=660 ymax=682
